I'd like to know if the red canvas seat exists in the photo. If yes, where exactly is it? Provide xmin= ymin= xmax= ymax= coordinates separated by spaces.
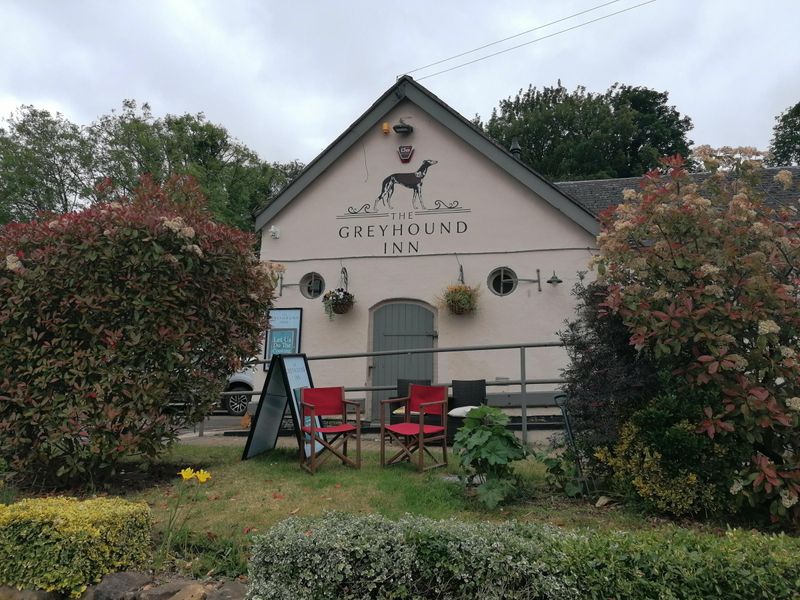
xmin=380 ymin=383 xmax=448 ymax=472
xmin=386 ymin=422 xmax=445 ymax=436
xmin=299 ymin=386 xmax=361 ymax=473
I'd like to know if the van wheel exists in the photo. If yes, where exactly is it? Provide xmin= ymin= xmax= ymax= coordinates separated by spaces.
xmin=224 ymin=384 xmax=251 ymax=416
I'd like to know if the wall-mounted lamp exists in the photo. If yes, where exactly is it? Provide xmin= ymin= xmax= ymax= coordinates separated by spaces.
xmin=392 ymin=117 xmax=413 ymax=135
xmin=381 ymin=122 xmax=391 ymax=135
xmin=268 ymin=225 xmax=280 ymax=239
xmin=519 ymin=269 xmax=563 ymax=292
xmin=546 ymin=271 xmax=563 ymax=285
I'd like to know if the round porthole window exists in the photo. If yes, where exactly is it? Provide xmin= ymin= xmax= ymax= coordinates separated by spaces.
xmin=488 ymin=267 xmax=518 ymax=296
xmin=299 ymin=272 xmax=325 ymax=299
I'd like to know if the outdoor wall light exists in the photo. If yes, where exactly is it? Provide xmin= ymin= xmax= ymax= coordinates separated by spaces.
xmin=546 ymin=271 xmax=563 ymax=285
xmin=519 ymin=268 xmax=562 ymax=292
xmin=382 ymin=122 xmax=391 ymax=135
xmin=268 ymin=225 xmax=280 ymax=239
xmin=392 ymin=118 xmax=413 ymax=135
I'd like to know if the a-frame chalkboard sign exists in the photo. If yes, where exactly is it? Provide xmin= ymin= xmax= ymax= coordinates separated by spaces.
xmin=242 ymin=353 xmax=325 ymax=460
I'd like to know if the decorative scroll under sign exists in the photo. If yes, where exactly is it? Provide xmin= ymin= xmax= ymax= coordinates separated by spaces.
xmin=336 ymin=159 xmax=472 ymax=255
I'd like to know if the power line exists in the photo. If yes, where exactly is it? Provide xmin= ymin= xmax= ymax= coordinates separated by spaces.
xmin=414 ymin=0 xmax=658 ymax=82
xmin=404 ymin=0 xmax=625 ymax=76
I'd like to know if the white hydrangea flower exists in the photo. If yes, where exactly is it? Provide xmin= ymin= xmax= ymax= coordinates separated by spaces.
xmin=694 ymin=196 xmax=712 ymax=208
xmin=5 ymin=254 xmax=23 ymax=272
xmin=786 ymin=397 xmax=800 ymax=412
xmin=613 ymin=219 xmax=634 ymax=232
xmin=758 ymin=320 xmax=781 ymax=335
xmin=751 ymin=222 xmax=769 ymax=235
xmin=726 ymin=354 xmax=748 ymax=372
xmin=699 ymin=264 xmax=721 ymax=277
xmin=182 ymin=244 xmax=204 ymax=258
xmin=774 ymin=169 xmax=793 ymax=190
xmin=780 ymin=489 xmax=798 ymax=508
xmin=653 ymin=288 xmax=670 ymax=300
xmin=729 ymin=480 xmax=744 ymax=495
xmin=780 ymin=346 xmax=796 ymax=358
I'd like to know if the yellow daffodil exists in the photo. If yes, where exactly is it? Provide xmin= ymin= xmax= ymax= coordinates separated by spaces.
xmin=195 ymin=469 xmax=211 ymax=484
xmin=178 ymin=467 xmax=195 ymax=481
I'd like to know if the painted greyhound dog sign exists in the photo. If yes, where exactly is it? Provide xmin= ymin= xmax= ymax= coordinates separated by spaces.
xmin=338 ymin=159 xmax=471 ymax=255
xmin=373 ymin=159 xmax=437 ymax=211
xmin=344 ymin=159 xmax=465 ymax=215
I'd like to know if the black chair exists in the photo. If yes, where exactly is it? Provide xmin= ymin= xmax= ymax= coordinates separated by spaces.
xmin=448 ymin=379 xmax=487 ymax=443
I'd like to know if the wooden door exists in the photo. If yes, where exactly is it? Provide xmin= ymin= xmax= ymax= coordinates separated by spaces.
xmin=371 ymin=302 xmax=435 ymax=418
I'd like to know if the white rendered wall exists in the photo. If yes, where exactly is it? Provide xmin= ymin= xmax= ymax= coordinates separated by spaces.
xmin=256 ymin=100 xmax=597 ymax=415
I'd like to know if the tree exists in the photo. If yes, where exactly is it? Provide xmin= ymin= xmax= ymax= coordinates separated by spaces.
xmin=88 ymin=101 xmax=300 ymax=230
xmin=481 ymin=82 xmax=693 ymax=181
xmin=767 ymin=101 xmax=800 ymax=166
xmin=0 ymin=177 xmax=276 ymax=486
xmin=0 ymin=101 xmax=302 ymax=229
xmin=0 ymin=106 xmax=94 ymax=222
xmin=593 ymin=151 xmax=800 ymax=522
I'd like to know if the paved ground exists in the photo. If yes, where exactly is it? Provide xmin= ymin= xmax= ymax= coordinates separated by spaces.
xmin=182 ymin=414 xmax=245 ymax=434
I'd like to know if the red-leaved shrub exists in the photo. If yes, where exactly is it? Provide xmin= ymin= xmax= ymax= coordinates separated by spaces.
xmin=0 ymin=177 xmax=273 ymax=485
xmin=594 ymin=151 xmax=800 ymax=523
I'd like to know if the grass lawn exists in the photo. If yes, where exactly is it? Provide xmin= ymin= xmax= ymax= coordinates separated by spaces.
xmin=121 ymin=441 xmax=692 ymax=578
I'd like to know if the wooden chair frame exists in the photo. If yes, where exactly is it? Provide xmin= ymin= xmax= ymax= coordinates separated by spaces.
xmin=299 ymin=387 xmax=361 ymax=474
xmin=380 ymin=384 xmax=448 ymax=472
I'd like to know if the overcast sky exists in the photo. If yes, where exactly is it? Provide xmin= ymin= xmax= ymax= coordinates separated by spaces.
xmin=1 ymin=0 xmax=798 ymax=164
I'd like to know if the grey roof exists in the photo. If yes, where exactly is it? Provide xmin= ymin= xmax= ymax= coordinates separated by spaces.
xmin=254 ymin=76 xmax=599 ymax=236
xmin=556 ymin=166 xmax=800 ymax=217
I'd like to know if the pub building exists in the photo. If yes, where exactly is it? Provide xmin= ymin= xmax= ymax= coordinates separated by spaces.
xmin=252 ymin=76 xmax=600 ymax=421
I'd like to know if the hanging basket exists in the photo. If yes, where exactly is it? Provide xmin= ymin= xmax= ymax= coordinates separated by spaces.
xmin=322 ymin=288 xmax=356 ymax=320
xmin=446 ymin=301 xmax=471 ymax=315
xmin=332 ymin=300 xmax=354 ymax=315
xmin=440 ymin=283 xmax=479 ymax=316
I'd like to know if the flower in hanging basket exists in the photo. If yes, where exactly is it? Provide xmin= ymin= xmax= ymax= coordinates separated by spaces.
xmin=322 ymin=288 xmax=355 ymax=319
xmin=439 ymin=283 xmax=479 ymax=315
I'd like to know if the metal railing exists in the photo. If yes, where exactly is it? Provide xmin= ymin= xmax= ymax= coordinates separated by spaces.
xmin=226 ymin=341 xmax=566 ymax=444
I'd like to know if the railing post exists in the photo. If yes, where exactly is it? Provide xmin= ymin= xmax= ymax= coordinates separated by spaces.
xmin=519 ymin=346 xmax=528 ymax=445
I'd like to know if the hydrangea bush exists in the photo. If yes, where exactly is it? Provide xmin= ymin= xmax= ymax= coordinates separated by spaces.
xmin=593 ymin=151 xmax=800 ymax=523
xmin=0 ymin=176 xmax=273 ymax=486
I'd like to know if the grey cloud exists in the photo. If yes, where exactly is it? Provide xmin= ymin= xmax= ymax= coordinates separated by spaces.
xmin=1 ymin=0 xmax=798 ymax=162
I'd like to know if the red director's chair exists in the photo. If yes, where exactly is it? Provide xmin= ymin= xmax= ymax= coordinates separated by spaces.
xmin=380 ymin=383 xmax=448 ymax=472
xmin=299 ymin=386 xmax=362 ymax=474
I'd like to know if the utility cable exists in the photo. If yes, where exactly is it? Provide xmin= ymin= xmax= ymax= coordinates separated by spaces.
xmin=415 ymin=0 xmax=658 ymax=81
xmin=404 ymin=0 xmax=625 ymax=76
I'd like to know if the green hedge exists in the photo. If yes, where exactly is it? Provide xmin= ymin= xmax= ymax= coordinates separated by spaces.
xmin=249 ymin=512 xmax=576 ymax=600
xmin=0 ymin=497 xmax=151 ymax=598
xmin=248 ymin=513 xmax=800 ymax=600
